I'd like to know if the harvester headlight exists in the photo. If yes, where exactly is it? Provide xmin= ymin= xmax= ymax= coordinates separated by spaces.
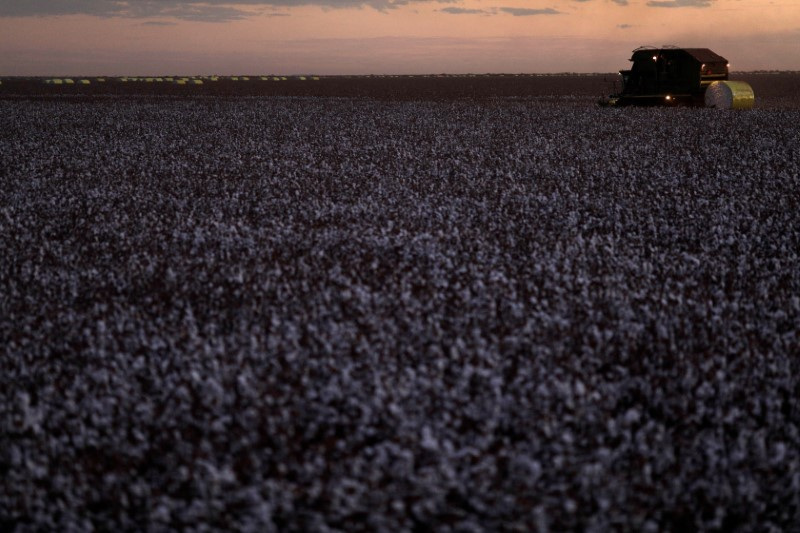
xmin=665 ymin=95 xmax=672 ymax=101
xmin=653 ymin=55 xmax=658 ymax=61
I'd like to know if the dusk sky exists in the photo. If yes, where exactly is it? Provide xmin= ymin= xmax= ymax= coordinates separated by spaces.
xmin=1 ymin=0 xmax=798 ymax=75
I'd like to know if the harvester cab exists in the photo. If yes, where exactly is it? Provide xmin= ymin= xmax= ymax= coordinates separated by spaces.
xmin=600 ymin=46 xmax=754 ymax=109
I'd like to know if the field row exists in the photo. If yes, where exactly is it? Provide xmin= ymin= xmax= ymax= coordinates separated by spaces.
xmin=2 ymin=72 xmax=798 ymax=107
xmin=1 ymin=98 xmax=799 ymax=530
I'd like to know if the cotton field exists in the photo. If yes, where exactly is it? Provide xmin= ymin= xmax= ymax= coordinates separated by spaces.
xmin=1 ymin=93 xmax=799 ymax=531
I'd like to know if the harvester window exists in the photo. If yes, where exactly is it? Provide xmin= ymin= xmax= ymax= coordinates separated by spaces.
xmin=666 ymin=60 xmax=678 ymax=77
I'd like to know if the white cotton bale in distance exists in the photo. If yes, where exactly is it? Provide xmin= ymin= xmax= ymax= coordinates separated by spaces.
xmin=705 ymin=81 xmax=755 ymax=110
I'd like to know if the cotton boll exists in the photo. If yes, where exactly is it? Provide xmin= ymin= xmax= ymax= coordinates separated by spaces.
xmin=2 ymin=91 xmax=799 ymax=532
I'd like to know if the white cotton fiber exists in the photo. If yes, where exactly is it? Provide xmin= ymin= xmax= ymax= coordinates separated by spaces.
xmin=705 ymin=81 xmax=755 ymax=109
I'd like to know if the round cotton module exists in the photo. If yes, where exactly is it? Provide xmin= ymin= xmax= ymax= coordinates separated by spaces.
xmin=705 ymin=81 xmax=755 ymax=110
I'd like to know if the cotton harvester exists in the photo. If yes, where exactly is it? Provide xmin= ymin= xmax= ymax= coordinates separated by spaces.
xmin=599 ymin=46 xmax=754 ymax=109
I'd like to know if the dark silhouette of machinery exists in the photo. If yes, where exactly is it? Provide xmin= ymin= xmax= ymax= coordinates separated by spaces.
xmin=600 ymin=46 xmax=754 ymax=108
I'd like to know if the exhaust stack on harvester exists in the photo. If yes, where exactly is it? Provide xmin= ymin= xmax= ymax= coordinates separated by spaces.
xmin=599 ymin=46 xmax=754 ymax=109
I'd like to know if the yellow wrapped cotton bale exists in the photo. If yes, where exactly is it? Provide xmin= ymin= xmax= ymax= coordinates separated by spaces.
xmin=80 ymin=79 xmax=90 ymax=85
xmin=705 ymin=81 xmax=755 ymax=110
xmin=64 ymin=79 xmax=75 ymax=84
